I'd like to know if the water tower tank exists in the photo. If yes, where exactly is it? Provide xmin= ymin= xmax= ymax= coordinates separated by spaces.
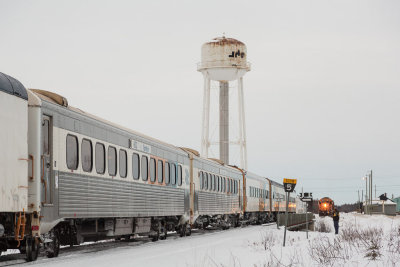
xmin=198 ymin=37 xmax=250 ymax=81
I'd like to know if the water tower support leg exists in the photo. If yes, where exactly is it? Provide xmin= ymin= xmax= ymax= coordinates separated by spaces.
xmin=201 ymin=75 xmax=211 ymax=158
xmin=219 ymin=81 xmax=229 ymax=164
xmin=238 ymin=77 xmax=248 ymax=170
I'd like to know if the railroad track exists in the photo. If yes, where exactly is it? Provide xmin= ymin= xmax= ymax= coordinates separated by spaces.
xmin=0 ymin=223 xmax=277 ymax=266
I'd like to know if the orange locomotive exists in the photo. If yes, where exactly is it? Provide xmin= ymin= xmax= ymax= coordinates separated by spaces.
xmin=318 ymin=197 xmax=334 ymax=216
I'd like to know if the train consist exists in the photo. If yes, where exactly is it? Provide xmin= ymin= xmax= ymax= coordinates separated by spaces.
xmin=318 ymin=197 xmax=335 ymax=216
xmin=0 ymin=73 xmax=301 ymax=261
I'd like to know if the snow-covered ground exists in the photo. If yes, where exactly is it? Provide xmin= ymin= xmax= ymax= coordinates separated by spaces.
xmin=3 ymin=213 xmax=400 ymax=266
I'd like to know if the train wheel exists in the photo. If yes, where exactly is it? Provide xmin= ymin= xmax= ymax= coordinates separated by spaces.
xmin=179 ymin=224 xmax=186 ymax=237
xmin=159 ymin=221 xmax=167 ymax=240
xmin=25 ymin=237 xmax=39 ymax=262
xmin=160 ymin=226 xmax=167 ymax=240
xmin=186 ymin=225 xmax=192 ymax=236
xmin=151 ymin=230 xmax=160 ymax=242
xmin=46 ymin=230 xmax=60 ymax=258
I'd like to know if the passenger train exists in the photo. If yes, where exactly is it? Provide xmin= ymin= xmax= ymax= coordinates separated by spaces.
xmin=0 ymin=72 xmax=301 ymax=261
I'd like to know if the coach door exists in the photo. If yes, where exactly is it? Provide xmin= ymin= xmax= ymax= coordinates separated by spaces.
xmin=41 ymin=115 xmax=53 ymax=205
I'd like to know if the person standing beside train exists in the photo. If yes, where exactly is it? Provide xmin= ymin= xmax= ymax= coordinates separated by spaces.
xmin=332 ymin=208 xmax=340 ymax=234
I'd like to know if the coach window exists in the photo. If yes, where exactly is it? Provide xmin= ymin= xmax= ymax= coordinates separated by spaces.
xmin=223 ymin=177 xmax=226 ymax=192
xmin=119 ymin=149 xmax=127 ymax=178
xmin=204 ymin=173 xmax=208 ymax=190
xmin=165 ymin=162 xmax=170 ymax=184
xmin=81 ymin=139 xmax=92 ymax=172
xmin=170 ymin=163 xmax=176 ymax=185
xmin=108 ymin=146 xmax=117 ymax=176
xmin=211 ymin=175 xmax=215 ymax=191
xmin=66 ymin=134 xmax=79 ymax=170
xmin=217 ymin=176 xmax=220 ymax=192
xmin=266 ymin=191 xmax=269 ymax=199
xmin=231 ymin=179 xmax=234 ymax=194
xmin=208 ymin=173 xmax=212 ymax=191
xmin=150 ymin=158 xmax=156 ymax=182
xmin=227 ymin=179 xmax=230 ymax=193
xmin=157 ymin=160 xmax=164 ymax=183
xmin=132 ymin=153 xmax=140 ymax=179
xmin=199 ymin=172 xmax=203 ymax=189
xmin=95 ymin=143 xmax=105 ymax=174
xmin=141 ymin=155 xmax=148 ymax=181
xmin=177 ymin=165 xmax=182 ymax=186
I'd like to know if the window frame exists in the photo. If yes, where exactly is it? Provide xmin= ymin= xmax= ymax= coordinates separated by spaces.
xmin=81 ymin=138 xmax=93 ymax=173
xmin=108 ymin=146 xmax=117 ymax=176
xmin=132 ymin=153 xmax=140 ymax=179
xmin=177 ymin=165 xmax=182 ymax=186
xmin=119 ymin=149 xmax=127 ymax=178
xmin=157 ymin=160 xmax=164 ymax=183
xmin=141 ymin=155 xmax=148 ymax=181
xmin=150 ymin=157 xmax=156 ymax=182
xmin=170 ymin=163 xmax=176 ymax=185
xmin=66 ymin=134 xmax=79 ymax=170
xmin=95 ymin=142 xmax=106 ymax=174
xmin=165 ymin=162 xmax=170 ymax=184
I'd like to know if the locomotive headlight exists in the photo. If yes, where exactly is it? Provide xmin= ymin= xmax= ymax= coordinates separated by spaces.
xmin=0 ymin=224 xmax=4 ymax=237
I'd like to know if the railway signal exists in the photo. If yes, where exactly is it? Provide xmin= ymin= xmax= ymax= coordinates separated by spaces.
xmin=283 ymin=178 xmax=297 ymax=247
xmin=299 ymin=190 xmax=313 ymax=239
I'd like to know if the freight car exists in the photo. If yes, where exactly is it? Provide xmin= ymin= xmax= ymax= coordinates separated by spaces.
xmin=0 ymin=73 xmax=298 ymax=261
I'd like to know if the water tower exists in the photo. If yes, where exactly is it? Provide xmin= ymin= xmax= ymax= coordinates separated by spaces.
xmin=197 ymin=36 xmax=250 ymax=169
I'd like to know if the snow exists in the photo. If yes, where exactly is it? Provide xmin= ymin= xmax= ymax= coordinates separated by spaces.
xmin=4 ymin=213 xmax=400 ymax=266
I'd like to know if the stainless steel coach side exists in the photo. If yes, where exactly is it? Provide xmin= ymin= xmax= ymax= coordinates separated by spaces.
xmin=243 ymin=172 xmax=272 ymax=224
xmin=192 ymin=157 xmax=242 ymax=229
xmin=28 ymin=89 xmax=193 ymax=254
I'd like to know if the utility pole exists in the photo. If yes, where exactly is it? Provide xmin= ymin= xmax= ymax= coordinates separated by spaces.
xmin=361 ymin=190 xmax=363 ymax=203
xmin=361 ymin=189 xmax=364 ymax=213
xmin=365 ymin=176 xmax=368 ymax=214
xmin=370 ymin=170 xmax=373 ymax=215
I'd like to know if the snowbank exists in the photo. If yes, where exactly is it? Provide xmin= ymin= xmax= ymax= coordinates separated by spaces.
xmin=6 ymin=213 xmax=400 ymax=266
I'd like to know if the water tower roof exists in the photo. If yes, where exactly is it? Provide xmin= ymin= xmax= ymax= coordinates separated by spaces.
xmin=206 ymin=36 xmax=245 ymax=46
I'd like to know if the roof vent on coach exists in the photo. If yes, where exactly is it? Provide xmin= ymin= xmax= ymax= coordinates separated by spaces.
xmin=179 ymin=147 xmax=200 ymax=157
xmin=30 ymin=89 xmax=68 ymax=107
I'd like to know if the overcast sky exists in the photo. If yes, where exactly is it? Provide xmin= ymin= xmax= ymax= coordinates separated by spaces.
xmin=1 ymin=0 xmax=399 ymax=204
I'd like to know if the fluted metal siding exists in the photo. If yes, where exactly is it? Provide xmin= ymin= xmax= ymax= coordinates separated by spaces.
xmin=198 ymin=191 xmax=239 ymax=215
xmin=59 ymin=172 xmax=185 ymax=218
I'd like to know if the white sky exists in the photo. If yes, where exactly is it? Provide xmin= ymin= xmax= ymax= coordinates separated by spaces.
xmin=1 ymin=0 xmax=399 ymax=204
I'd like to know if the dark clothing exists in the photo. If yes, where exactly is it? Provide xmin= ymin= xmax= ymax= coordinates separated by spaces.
xmin=333 ymin=211 xmax=339 ymax=222
xmin=334 ymin=221 xmax=339 ymax=234
xmin=333 ymin=210 xmax=339 ymax=234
